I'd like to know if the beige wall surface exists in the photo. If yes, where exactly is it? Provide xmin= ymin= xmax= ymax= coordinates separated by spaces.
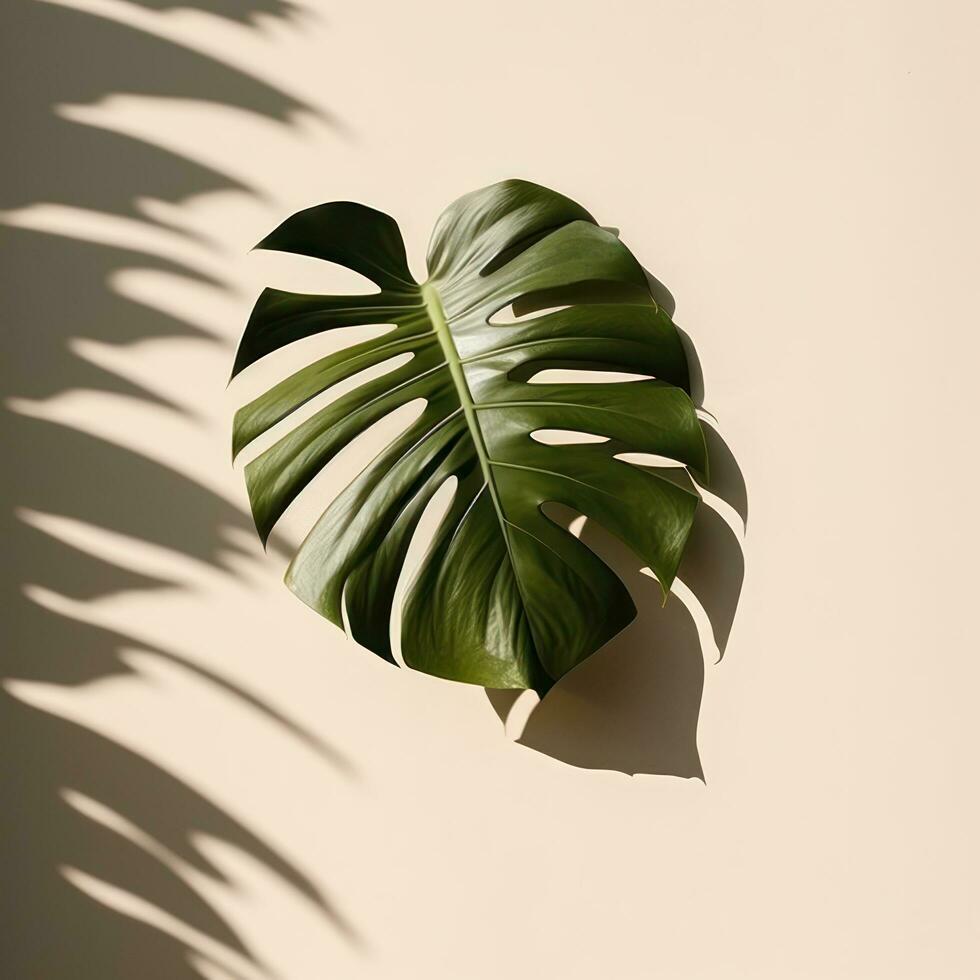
xmin=4 ymin=1 xmax=979 ymax=978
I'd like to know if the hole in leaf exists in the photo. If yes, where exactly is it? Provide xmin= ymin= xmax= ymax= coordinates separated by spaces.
xmin=614 ymin=452 xmax=687 ymax=468
xmin=489 ymin=279 xmax=655 ymax=325
xmin=525 ymin=368 xmax=653 ymax=384
xmin=488 ymin=303 xmax=570 ymax=325
xmin=531 ymin=429 xmax=609 ymax=446
xmin=387 ymin=475 xmax=459 ymax=667
xmin=249 ymin=248 xmax=380 ymax=296
xmin=512 ymin=279 xmax=652 ymax=318
xmin=540 ymin=501 xmax=587 ymax=537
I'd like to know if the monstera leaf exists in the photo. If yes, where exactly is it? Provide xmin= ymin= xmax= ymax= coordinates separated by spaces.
xmin=232 ymin=180 xmax=707 ymax=696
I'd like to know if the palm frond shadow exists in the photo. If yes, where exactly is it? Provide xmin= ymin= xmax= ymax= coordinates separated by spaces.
xmin=486 ymin=279 xmax=748 ymax=778
xmin=122 ymin=0 xmax=301 ymax=24
xmin=2 ymin=0 xmax=357 ymax=975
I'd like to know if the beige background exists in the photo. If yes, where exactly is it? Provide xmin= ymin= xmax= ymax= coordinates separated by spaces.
xmin=4 ymin=1 xmax=979 ymax=977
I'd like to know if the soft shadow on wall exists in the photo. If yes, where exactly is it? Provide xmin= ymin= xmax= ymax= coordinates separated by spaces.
xmin=487 ymin=277 xmax=748 ymax=778
xmin=1 ymin=1 xmax=356 ymax=977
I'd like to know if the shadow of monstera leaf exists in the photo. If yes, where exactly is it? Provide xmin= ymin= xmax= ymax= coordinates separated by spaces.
xmin=487 ymin=348 xmax=747 ymax=778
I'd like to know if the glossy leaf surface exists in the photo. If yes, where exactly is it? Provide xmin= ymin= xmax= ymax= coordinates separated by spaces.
xmin=232 ymin=180 xmax=706 ymax=695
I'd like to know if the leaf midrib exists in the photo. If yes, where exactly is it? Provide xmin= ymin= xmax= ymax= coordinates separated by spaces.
xmin=420 ymin=281 xmax=537 ymax=654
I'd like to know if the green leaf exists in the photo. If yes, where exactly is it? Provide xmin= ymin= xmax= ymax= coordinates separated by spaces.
xmin=232 ymin=180 xmax=707 ymax=696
